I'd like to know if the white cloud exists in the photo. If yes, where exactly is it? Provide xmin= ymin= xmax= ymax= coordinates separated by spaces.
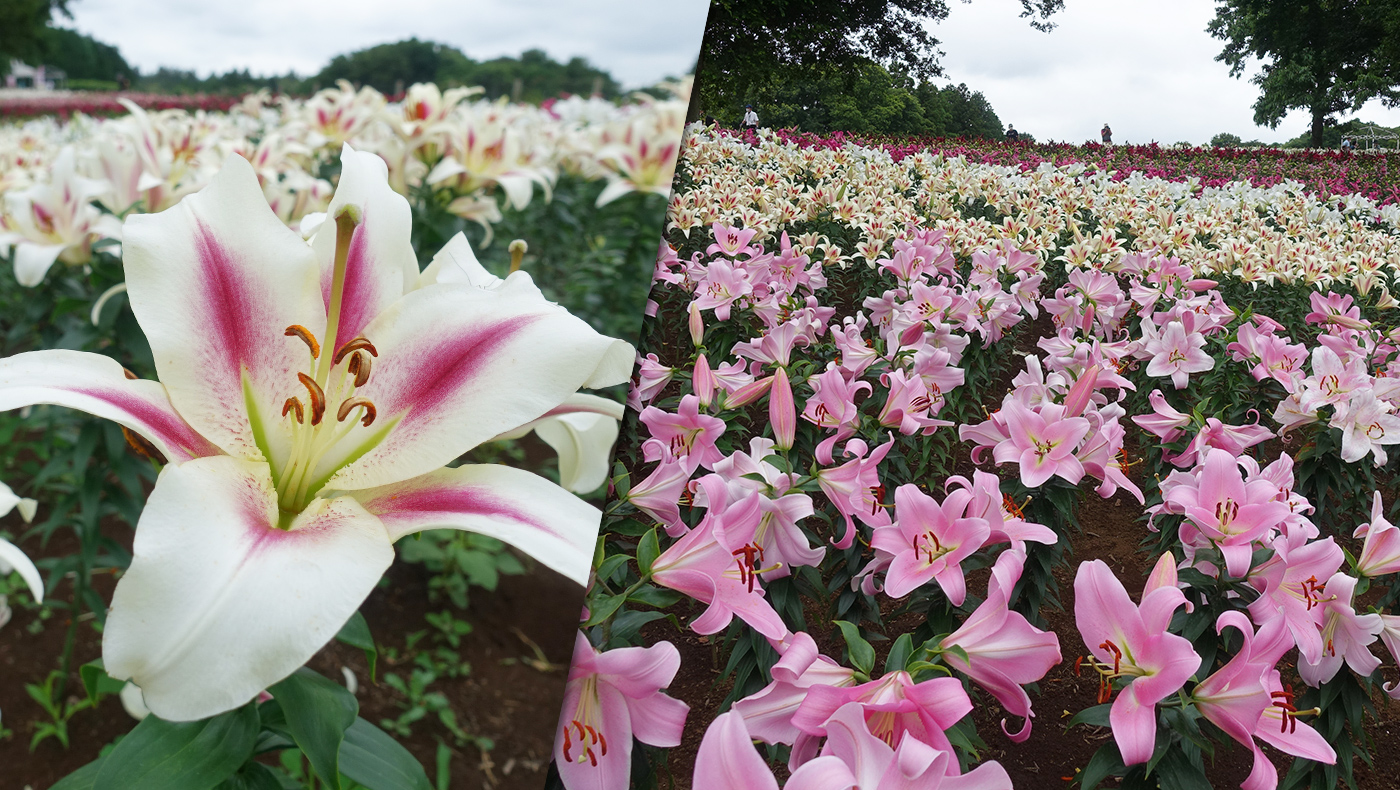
xmin=931 ymin=0 xmax=1400 ymax=144
xmin=63 ymin=0 xmax=709 ymax=89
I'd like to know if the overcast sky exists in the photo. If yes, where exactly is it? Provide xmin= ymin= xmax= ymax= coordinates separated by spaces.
xmin=63 ymin=0 xmax=710 ymax=89
xmin=934 ymin=0 xmax=1400 ymax=145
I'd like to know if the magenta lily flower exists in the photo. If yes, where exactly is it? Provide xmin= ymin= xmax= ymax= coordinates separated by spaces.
xmin=815 ymin=436 xmax=895 ymax=549
xmin=1354 ymin=492 xmax=1400 ymax=577
xmin=940 ymin=550 xmax=1060 ymax=741
xmin=1296 ymin=572 xmax=1382 ymax=687
xmin=870 ymin=484 xmax=989 ymax=604
xmin=792 ymin=671 xmax=973 ymax=774
xmin=553 ymin=633 xmax=688 ymax=790
xmin=992 ymin=400 xmax=1089 ymax=487
xmin=785 ymin=702 xmax=1014 ymax=790
xmin=1074 ymin=556 xmax=1199 ymax=765
xmin=640 ymin=393 xmax=727 ymax=473
xmin=0 ymin=148 xmax=632 ymax=720
xmin=732 ymin=631 xmax=857 ymax=746
xmin=649 ymin=481 xmax=789 ymax=640
xmin=1131 ymin=388 xmax=1191 ymax=443
xmin=1165 ymin=449 xmax=1292 ymax=578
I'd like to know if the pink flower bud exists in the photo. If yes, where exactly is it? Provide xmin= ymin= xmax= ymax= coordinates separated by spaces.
xmin=1063 ymin=364 xmax=1099 ymax=418
xmin=689 ymin=301 xmax=704 ymax=347
xmin=725 ymin=375 xmax=774 ymax=409
xmin=693 ymin=353 xmax=717 ymax=408
xmin=770 ymin=367 xmax=796 ymax=450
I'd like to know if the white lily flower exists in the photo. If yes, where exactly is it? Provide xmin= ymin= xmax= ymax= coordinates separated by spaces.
xmin=0 ymin=144 xmax=632 ymax=721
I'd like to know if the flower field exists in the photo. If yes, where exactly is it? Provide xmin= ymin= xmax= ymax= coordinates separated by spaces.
xmin=759 ymin=128 xmax=1400 ymax=210
xmin=0 ymin=79 xmax=685 ymax=789
xmin=565 ymin=127 xmax=1400 ymax=790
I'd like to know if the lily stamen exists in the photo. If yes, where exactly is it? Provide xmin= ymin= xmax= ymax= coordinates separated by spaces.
xmin=297 ymin=372 xmax=326 ymax=425
xmin=284 ymin=324 xmax=320 ymax=359
xmin=281 ymin=397 xmax=305 ymax=423
xmin=337 ymin=397 xmax=377 ymax=427
xmin=347 ymin=351 xmax=372 ymax=387
xmin=332 ymin=336 xmax=378 ymax=365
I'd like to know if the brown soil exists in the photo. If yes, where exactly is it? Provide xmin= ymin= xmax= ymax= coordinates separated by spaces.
xmin=0 ymin=507 xmax=581 ymax=790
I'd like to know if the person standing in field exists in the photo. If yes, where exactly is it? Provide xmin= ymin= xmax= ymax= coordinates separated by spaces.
xmin=1006 ymin=125 xmax=1019 ymax=142
xmin=743 ymin=104 xmax=759 ymax=131
xmin=1101 ymin=123 xmax=1113 ymax=144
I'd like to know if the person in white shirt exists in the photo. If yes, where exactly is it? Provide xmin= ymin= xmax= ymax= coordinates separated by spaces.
xmin=743 ymin=105 xmax=759 ymax=130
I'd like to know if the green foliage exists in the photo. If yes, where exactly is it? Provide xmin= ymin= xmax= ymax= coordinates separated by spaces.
xmin=37 ymin=27 xmax=135 ymax=82
xmin=313 ymin=39 xmax=619 ymax=101
xmin=695 ymin=0 xmax=1062 ymax=120
xmin=1208 ymin=0 xmax=1400 ymax=146
xmin=0 ymin=0 xmax=68 ymax=73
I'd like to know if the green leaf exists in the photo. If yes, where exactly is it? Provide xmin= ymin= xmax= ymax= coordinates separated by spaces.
xmin=884 ymin=633 xmax=914 ymax=674
xmin=339 ymin=716 xmax=432 ymax=790
xmin=268 ymin=668 xmax=359 ymax=789
xmin=1067 ymin=703 xmax=1112 ymax=730
xmin=1153 ymin=743 xmax=1212 ymax=790
xmin=583 ymin=593 xmax=627 ymax=626
xmin=51 ymin=757 xmax=105 ymax=790
xmin=79 ymin=659 xmax=126 ymax=704
xmin=627 ymin=584 xmax=683 ymax=608
xmin=214 ymin=762 xmax=288 ymax=790
xmin=94 ymin=703 xmax=260 ymax=790
xmin=336 ymin=611 xmax=379 ymax=682
xmin=833 ymin=621 xmax=875 ymax=675
xmin=595 ymin=553 xmax=630 ymax=582
xmin=1079 ymin=742 xmax=1126 ymax=790
xmin=636 ymin=528 xmax=661 ymax=577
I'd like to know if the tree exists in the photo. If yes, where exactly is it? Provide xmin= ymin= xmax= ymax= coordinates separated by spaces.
xmin=694 ymin=0 xmax=1062 ymax=120
xmin=315 ymin=38 xmax=470 ymax=94
xmin=1208 ymin=0 xmax=1400 ymax=147
xmin=1210 ymin=132 xmax=1243 ymax=147
xmin=0 ymin=0 xmax=68 ymax=75
xmin=38 ymin=27 xmax=135 ymax=82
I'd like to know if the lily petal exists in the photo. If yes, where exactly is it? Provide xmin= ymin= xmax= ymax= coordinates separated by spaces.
xmin=122 ymin=152 xmax=325 ymax=465
xmin=323 ymin=274 xmax=632 ymax=491
xmin=0 ymin=537 xmax=43 ymax=604
xmin=0 ymin=349 xmax=221 ymax=463
xmin=102 ymin=456 xmax=393 ymax=721
xmin=311 ymin=145 xmax=418 ymax=350
xmin=350 ymin=463 xmax=600 ymax=585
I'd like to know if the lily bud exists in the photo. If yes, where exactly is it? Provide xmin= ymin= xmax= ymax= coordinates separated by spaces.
xmin=688 ymin=301 xmax=704 ymax=348
xmin=1063 ymin=364 xmax=1100 ymax=418
xmin=725 ymin=375 xmax=774 ymax=410
xmin=770 ymin=367 xmax=796 ymax=450
xmin=693 ymin=353 xmax=716 ymax=408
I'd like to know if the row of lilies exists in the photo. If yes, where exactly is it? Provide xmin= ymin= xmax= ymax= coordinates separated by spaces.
xmin=554 ymin=127 xmax=1400 ymax=790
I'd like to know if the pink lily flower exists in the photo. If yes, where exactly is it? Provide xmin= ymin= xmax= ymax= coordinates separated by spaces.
xmin=732 ymin=631 xmax=857 ymax=746
xmin=624 ymin=441 xmax=692 ymax=537
xmin=707 ymin=223 xmax=761 ymax=259
xmin=786 ymin=702 xmax=1014 ymax=790
xmin=1142 ymin=319 xmax=1214 ymax=389
xmin=1296 ymin=572 xmax=1382 ymax=687
xmin=870 ymin=484 xmax=989 ymax=604
xmin=1332 ymin=389 xmax=1400 ymax=465
xmin=0 ymin=148 xmax=632 ymax=721
xmin=992 ymin=400 xmax=1090 ymax=487
xmin=553 ymin=633 xmax=688 ymax=790
xmin=649 ymin=482 xmax=789 ymax=641
xmin=946 ymin=470 xmax=1056 ymax=553
xmin=801 ymin=363 xmax=872 ymax=464
xmin=692 ymin=711 xmax=780 ymax=790
xmin=691 ymin=259 xmax=753 ymax=320
xmin=792 ymin=671 xmax=973 ymax=774
xmin=627 ymin=352 xmax=672 ymax=411
xmin=640 ymin=394 xmax=727 ymax=473
xmin=940 ymin=550 xmax=1060 ymax=741
xmin=1250 ymin=667 xmax=1336 ymax=778
xmin=1304 ymin=291 xmax=1369 ymax=330
xmin=1132 ymin=389 xmax=1192 ymax=443
xmin=1164 ymin=449 xmax=1292 ymax=578
xmin=1246 ymin=537 xmax=1343 ymax=665
xmin=816 ymin=436 xmax=895 ymax=549
xmin=877 ymin=369 xmax=952 ymax=436
xmin=693 ymin=353 xmax=717 ymax=408
xmin=1074 ymin=556 xmax=1199 ymax=765
xmin=1354 ymin=492 xmax=1400 ymax=577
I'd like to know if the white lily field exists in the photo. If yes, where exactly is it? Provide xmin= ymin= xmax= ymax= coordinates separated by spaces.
xmin=563 ymin=127 xmax=1400 ymax=790
xmin=0 ymin=81 xmax=686 ymax=789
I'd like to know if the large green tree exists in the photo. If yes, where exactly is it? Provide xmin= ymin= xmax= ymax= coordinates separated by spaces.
xmin=0 ymin=0 xmax=68 ymax=75
xmin=694 ymin=0 xmax=1062 ymax=121
xmin=1208 ymin=0 xmax=1400 ymax=147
